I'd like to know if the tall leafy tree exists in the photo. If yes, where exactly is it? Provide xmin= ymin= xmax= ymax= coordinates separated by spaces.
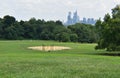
xmin=95 ymin=5 xmax=120 ymax=51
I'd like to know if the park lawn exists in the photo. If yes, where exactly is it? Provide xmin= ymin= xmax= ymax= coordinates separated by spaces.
xmin=0 ymin=40 xmax=120 ymax=78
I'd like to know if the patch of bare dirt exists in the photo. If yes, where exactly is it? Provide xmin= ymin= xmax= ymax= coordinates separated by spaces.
xmin=28 ymin=46 xmax=71 ymax=51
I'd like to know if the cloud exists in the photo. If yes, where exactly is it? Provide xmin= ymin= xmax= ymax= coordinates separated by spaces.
xmin=114 ymin=0 xmax=120 ymax=3
xmin=0 ymin=0 xmax=119 ymax=21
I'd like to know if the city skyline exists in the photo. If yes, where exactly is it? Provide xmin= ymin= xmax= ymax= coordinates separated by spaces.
xmin=0 ymin=0 xmax=120 ymax=21
xmin=65 ymin=11 xmax=96 ymax=25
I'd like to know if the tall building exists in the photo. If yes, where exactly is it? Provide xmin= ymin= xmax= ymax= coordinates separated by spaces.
xmin=65 ymin=11 xmax=96 ymax=26
xmin=66 ymin=12 xmax=73 ymax=25
xmin=72 ymin=11 xmax=80 ymax=24
xmin=82 ymin=17 xmax=87 ymax=24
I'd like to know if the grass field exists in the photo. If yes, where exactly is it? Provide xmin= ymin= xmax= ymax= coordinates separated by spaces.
xmin=0 ymin=40 xmax=120 ymax=78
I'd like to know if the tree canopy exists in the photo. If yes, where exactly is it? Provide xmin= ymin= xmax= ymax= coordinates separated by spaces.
xmin=0 ymin=15 xmax=97 ymax=43
xmin=95 ymin=5 xmax=120 ymax=51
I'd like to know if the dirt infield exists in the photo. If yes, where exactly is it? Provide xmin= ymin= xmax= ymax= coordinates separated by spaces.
xmin=28 ymin=46 xmax=71 ymax=51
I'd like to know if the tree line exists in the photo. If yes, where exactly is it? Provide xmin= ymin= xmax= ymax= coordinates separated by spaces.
xmin=0 ymin=15 xmax=97 ymax=43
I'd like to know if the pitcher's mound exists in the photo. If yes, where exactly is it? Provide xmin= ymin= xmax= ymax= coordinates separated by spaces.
xmin=28 ymin=46 xmax=71 ymax=51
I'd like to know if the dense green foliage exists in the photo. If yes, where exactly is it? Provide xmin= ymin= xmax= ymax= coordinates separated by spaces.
xmin=68 ymin=23 xmax=97 ymax=43
xmin=0 ymin=40 xmax=120 ymax=78
xmin=0 ymin=16 xmax=97 ymax=43
xmin=95 ymin=5 xmax=120 ymax=51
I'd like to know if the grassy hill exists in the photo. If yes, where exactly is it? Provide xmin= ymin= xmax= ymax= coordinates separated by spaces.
xmin=0 ymin=40 xmax=120 ymax=78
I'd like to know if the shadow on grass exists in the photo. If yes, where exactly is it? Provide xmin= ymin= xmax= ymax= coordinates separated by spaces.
xmin=93 ymin=52 xmax=120 ymax=56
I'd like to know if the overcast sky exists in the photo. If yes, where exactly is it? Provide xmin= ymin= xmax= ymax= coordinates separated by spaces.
xmin=0 ymin=0 xmax=120 ymax=21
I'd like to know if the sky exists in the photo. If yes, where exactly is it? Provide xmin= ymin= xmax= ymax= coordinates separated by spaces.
xmin=0 ymin=0 xmax=120 ymax=22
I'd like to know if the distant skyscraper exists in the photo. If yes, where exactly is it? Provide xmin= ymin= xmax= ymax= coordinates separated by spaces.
xmin=72 ymin=11 xmax=79 ymax=24
xmin=66 ymin=12 xmax=73 ymax=25
xmin=82 ymin=17 xmax=87 ymax=24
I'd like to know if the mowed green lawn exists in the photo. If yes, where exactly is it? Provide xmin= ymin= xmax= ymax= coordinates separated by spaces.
xmin=0 ymin=40 xmax=120 ymax=78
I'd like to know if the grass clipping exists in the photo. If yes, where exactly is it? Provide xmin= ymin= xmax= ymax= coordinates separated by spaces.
xmin=28 ymin=46 xmax=71 ymax=51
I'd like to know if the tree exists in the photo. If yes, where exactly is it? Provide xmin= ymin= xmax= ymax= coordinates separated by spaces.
xmin=0 ymin=21 xmax=4 ymax=39
xmin=95 ymin=5 xmax=120 ymax=51
xmin=112 ymin=5 xmax=120 ymax=19
xmin=55 ymin=20 xmax=63 ymax=25
xmin=3 ymin=15 xmax=16 ymax=26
